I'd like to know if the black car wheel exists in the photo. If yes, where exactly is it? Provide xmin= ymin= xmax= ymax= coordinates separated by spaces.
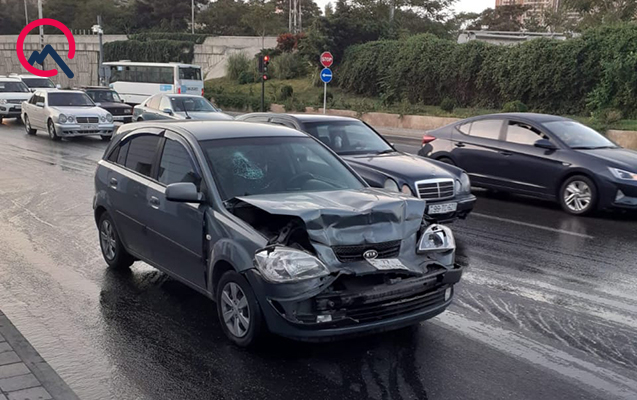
xmin=438 ymin=157 xmax=456 ymax=166
xmin=100 ymin=135 xmax=111 ymax=141
xmin=216 ymin=270 xmax=265 ymax=347
xmin=98 ymin=212 xmax=134 ymax=269
xmin=560 ymin=175 xmax=597 ymax=215
xmin=24 ymin=115 xmax=36 ymax=135
xmin=47 ymin=119 xmax=61 ymax=141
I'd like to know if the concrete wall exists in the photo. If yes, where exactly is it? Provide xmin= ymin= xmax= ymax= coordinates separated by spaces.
xmin=0 ymin=35 xmax=276 ymax=86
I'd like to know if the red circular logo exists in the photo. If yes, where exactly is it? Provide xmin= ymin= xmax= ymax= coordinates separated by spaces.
xmin=320 ymin=52 xmax=333 ymax=68
xmin=16 ymin=18 xmax=75 ymax=78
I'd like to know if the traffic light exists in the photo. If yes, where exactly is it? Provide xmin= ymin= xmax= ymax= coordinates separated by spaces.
xmin=260 ymin=55 xmax=270 ymax=81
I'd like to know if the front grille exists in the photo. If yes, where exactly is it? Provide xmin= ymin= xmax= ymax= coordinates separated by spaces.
xmin=6 ymin=99 xmax=22 ymax=104
xmin=76 ymin=116 xmax=99 ymax=123
xmin=109 ymin=108 xmax=129 ymax=115
xmin=332 ymin=240 xmax=401 ymax=263
xmin=416 ymin=179 xmax=455 ymax=200
xmin=344 ymin=287 xmax=446 ymax=323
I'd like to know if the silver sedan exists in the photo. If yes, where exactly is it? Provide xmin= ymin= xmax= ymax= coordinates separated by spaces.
xmin=21 ymin=90 xmax=115 ymax=141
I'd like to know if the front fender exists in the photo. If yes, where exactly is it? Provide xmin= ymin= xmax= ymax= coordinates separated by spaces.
xmin=207 ymin=238 xmax=257 ymax=290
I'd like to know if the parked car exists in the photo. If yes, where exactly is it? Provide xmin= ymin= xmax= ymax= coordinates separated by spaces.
xmin=0 ymin=77 xmax=32 ymax=123
xmin=133 ymin=94 xmax=232 ymax=122
xmin=237 ymin=113 xmax=476 ymax=222
xmin=418 ymin=113 xmax=637 ymax=215
xmin=94 ymin=120 xmax=463 ymax=346
xmin=10 ymin=74 xmax=60 ymax=92
xmin=81 ymin=87 xmax=133 ymax=123
xmin=22 ymin=90 xmax=115 ymax=141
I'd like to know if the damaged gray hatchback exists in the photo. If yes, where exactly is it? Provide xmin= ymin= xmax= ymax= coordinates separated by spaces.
xmin=94 ymin=121 xmax=463 ymax=346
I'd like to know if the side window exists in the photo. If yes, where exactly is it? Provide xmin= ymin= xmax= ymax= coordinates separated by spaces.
xmin=468 ymin=119 xmax=504 ymax=140
xmin=124 ymin=135 xmax=161 ymax=177
xmin=147 ymin=96 xmax=160 ymax=110
xmin=458 ymin=122 xmax=471 ymax=135
xmin=159 ymin=96 xmax=172 ymax=111
xmin=506 ymin=121 xmax=547 ymax=145
xmin=28 ymin=94 xmax=36 ymax=104
xmin=116 ymin=141 xmax=130 ymax=165
xmin=158 ymin=138 xmax=198 ymax=185
xmin=107 ymin=145 xmax=120 ymax=162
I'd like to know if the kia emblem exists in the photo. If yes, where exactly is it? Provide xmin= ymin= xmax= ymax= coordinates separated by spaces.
xmin=363 ymin=249 xmax=378 ymax=260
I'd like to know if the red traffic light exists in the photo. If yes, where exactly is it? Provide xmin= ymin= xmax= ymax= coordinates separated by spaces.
xmin=264 ymin=55 xmax=270 ymax=62
xmin=263 ymin=74 xmax=268 ymax=80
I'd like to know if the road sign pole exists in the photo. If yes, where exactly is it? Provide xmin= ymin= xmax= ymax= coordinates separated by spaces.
xmin=261 ymin=77 xmax=265 ymax=112
xmin=323 ymin=82 xmax=327 ymax=115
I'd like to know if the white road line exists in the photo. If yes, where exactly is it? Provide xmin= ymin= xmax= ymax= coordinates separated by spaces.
xmin=472 ymin=212 xmax=594 ymax=239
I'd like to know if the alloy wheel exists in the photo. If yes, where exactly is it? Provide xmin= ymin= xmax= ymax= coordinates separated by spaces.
xmin=221 ymin=282 xmax=250 ymax=338
xmin=100 ymin=219 xmax=117 ymax=261
xmin=48 ymin=121 xmax=56 ymax=139
xmin=25 ymin=116 xmax=31 ymax=133
xmin=563 ymin=180 xmax=592 ymax=213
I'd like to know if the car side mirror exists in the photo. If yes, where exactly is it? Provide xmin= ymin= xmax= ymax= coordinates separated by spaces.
xmin=55 ymin=84 xmax=62 ymax=89
xmin=534 ymin=139 xmax=557 ymax=150
xmin=163 ymin=108 xmax=173 ymax=115
xmin=95 ymin=102 xmax=102 ymax=107
xmin=166 ymin=182 xmax=203 ymax=203
xmin=36 ymin=102 xmax=44 ymax=107
xmin=121 ymin=99 xmax=125 ymax=103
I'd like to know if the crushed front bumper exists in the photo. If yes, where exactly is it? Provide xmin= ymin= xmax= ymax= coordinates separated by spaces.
xmin=247 ymin=264 xmax=463 ymax=341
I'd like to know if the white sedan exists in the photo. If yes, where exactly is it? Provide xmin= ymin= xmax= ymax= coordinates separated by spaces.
xmin=21 ymin=90 xmax=115 ymax=141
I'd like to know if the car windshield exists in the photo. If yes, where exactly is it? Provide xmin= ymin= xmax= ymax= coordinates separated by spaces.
xmin=201 ymin=136 xmax=365 ymax=200
xmin=0 ymin=81 xmax=30 ymax=93
xmin=545 ymin=120 xmax=617 ymax=149
xmin=86 ymin=90 xmax=122 ymax=103
xmin=303 ymin=120 xmax=393 ymax=155
xmin=171 ymin=96 xmax=217 ymax=112
xmin=22 ymin=78 xmax=55 ymax=88
xmin=48 ymin=93 xmax=95 ymax=107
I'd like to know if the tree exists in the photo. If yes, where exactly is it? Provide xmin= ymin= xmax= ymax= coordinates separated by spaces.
xmin=0 ymin=0 xmax=38 ymax=34
xmin=240 ymin=0 xmax=286 ymax=38
xmin=197 ymin=0 xmax=252 ymax=35
xmin=468 ymin=5 xmax=530 ymax=31
xmin=563 ymin=0 xmax=637 ymax=29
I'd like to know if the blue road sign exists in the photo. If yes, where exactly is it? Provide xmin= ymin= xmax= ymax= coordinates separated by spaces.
xmin=320 ymin=68 xmax=333 ymax=83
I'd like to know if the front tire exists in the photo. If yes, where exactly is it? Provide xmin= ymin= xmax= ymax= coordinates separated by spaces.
xmin=98 ymin=212 xmax=134 ymax=269
xmin=216 ymin=270 xmax=265 ymax=347
xmin=560 ymin=175 xmax=597 ymax=216
xmin=47 ymin=119 xmax=60 ymax=141
xmin=24 ymin=115 xmax=36 ymax=135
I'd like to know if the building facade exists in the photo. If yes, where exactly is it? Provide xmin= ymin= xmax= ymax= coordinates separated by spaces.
xmin=495 ymin=0 xmax=563 ymax=22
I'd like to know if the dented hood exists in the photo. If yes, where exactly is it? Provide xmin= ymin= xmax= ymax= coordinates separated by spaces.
xmin=234 ymin=188 xmax=426 ymax=246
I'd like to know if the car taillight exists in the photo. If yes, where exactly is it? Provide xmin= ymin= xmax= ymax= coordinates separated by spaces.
xmin=422 ymin=134 xmax=437 ymax=146
xmin=177 ymin=87 xmax=181 ymax=94
xmin=201 ymin=88 xmax=204 ymax=96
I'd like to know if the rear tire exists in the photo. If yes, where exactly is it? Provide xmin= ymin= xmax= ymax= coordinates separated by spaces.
xmin=437 ymin=157 xmax=456 ymax=166
xmin=98 ymin=212 xmax=134 ymax=270
xmin=47 ymin=119 xmax=60 ymax=141
xmin=24 ymin=115 xmax=36 ymax=135
xmin=216 ymin=270 xmax=265 ymax=347
xmin=559 ymin=175 xmax=597 ymax=216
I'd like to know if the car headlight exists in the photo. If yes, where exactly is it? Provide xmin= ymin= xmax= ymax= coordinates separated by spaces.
xmin=418 ymin=224 xmax=456 ymax=254
xmin=58 ymin=114 xmax=67 ymax=124
xmin=254 ymin=247 xmax=330 ymax=283
xmin=125 ymin=109 xmax=132 ymax=114
xmin=384 ymin=178 xmax=400 ymax=192
xmin=67 ymin=115 xmax=75 ymax=123
xmin=401 ymin=184 xmax=414 ymax=196
xmin=0 ymin=99 xmax=6 ymax=104
xmin=455 ymin=172 xmax=472 ymax=195
xmin=609 ymin=167 xmax=637 ymax=181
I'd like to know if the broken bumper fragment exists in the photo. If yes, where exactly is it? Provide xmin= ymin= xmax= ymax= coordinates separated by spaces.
xmin=246 ymin=263 xmax=463 ymax=341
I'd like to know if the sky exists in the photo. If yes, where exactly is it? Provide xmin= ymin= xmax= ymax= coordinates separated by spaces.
xmin=314 ymin=0 xmax=493 ymax=15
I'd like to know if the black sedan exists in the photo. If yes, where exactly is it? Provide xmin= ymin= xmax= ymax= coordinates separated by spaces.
xmin=237 ymin=113 xmax=476 ymax=222
xmin=82 ymin=87 xmax=133 ymax=123
xmin=418 ymin=113 xmax=637 ymax=215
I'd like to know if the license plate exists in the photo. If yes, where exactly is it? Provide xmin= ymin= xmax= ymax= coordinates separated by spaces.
xmin=367 ymin=258 xmax=409 ymax=271
xmin=428 ymin=202 xmax=458 ymax=215
xmin=80 ymin=124 xmax=97 ymax=130
xmin=12 ymin=105 xmax=21 ymax=111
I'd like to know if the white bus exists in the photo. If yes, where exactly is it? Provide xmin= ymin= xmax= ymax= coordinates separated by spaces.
xmin=104 ymin=61 xmax=204 ymax=105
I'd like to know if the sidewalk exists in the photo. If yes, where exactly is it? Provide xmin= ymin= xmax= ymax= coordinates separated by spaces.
xmin=0 ymin=311 xmax=79 ymax=400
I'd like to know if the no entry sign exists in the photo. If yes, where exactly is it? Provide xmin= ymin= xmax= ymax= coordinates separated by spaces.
xmin=320 ymin=51 xmax=333 ymax=68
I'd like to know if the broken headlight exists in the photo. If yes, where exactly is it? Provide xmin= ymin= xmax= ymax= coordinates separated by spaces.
xmin=417 ymin=224 xmax=455 ymax=253
xmin=254 ymin=247 xmax=329 ymax=283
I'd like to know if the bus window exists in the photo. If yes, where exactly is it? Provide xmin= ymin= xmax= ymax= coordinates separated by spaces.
xmin=179 ymin=67 xmax=201 ymax=81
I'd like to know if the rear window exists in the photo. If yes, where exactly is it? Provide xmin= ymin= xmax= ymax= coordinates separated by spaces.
xmin=179 ymin=67 xmax=202 ymax=81
xmin=124 ymin=135 xmax=161 ymax=177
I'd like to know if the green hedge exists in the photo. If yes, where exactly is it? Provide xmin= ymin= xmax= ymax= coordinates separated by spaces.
xmin=338 ymin=24 xmax=637 ymax=117
xmin=103 ymin=39 xmax=195 ymax=64
xmin=129 ymin=32 xmax=208 ymax=44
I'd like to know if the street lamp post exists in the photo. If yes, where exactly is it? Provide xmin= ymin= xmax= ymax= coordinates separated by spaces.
xmin=23 ymin=0 xmax=29 ymax=25
xmin=38 ymin=0 xmax=44 ymax=70
xmin=191 ymin=0 xmax=195 ymax=34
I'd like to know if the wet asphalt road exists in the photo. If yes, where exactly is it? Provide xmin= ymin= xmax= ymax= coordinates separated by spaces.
xmin=0 ymin=119 xmax=636 ymax=400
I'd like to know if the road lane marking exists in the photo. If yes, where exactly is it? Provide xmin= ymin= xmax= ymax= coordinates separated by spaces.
xmin=472 ymin=212 xmax=594 ymax=239
xmin=435 ymin=311 xmax=637 ymax=399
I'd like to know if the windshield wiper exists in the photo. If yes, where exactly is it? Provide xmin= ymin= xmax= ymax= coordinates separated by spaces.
xmin=376 ymin=149 xmax=396 ymax=155
xmin=571 ymin=145 xmax=617 ymax=150
xmin=178 ymin=99 xmax=192 ymax=119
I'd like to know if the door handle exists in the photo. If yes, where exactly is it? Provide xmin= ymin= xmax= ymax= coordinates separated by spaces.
xmin=109 ymin=177 xmax=118 ymax=188
xmin=149 ymin=196 xmax=160 ymax=209
xmin=455 ymin=142 xmax=466 ymax=148
xmin=499 ymin=151 xmax=513 ymax=156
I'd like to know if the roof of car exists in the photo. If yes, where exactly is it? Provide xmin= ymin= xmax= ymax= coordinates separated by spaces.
xmin=0 ymin=77 xmax=22 ymax=82
xmin=122 ymin=120 xmax=307 ymax=141
xmin=44 ymin=90 xmax=84 ymax=94
xmin=81 ymin=86 xmax=113 ymax=90
xmin=241 ymin=112 xmax=359 ymax=123
xmin=471 ymin=113 xmax=569 ymax=123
